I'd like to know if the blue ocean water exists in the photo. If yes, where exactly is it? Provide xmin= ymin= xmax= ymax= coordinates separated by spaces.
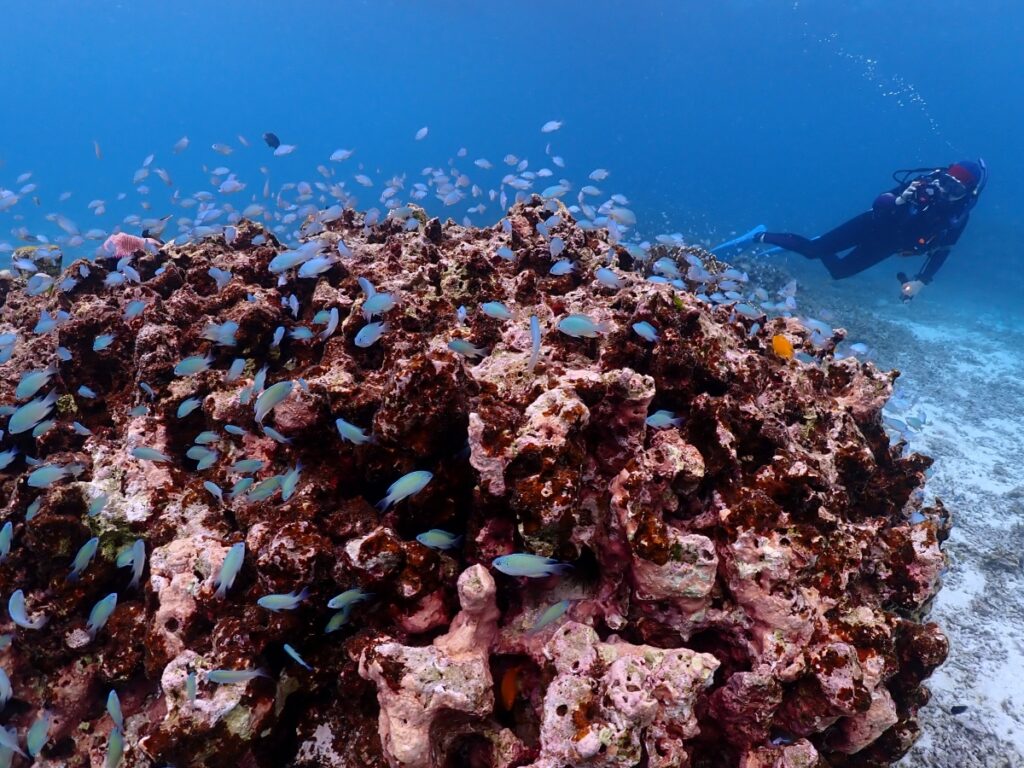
xmin=2 ymin=3 xmax=1023 ymax=762
xmin=1 ymin=1 xmax=1019 ymax=314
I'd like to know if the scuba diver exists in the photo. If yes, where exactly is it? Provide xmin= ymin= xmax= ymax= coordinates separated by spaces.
xmin=715 ymin=160 xmax=986 ymax=301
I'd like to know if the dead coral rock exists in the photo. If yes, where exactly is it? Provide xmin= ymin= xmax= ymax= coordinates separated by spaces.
xmin=631 ymin=530 xmax=717 ymax=602
xmin=723 ymin=529 xmax=820 ymax=680
xmin=248 ymin=519 xmax=331 ymax=590
xmin=708 ymin=671 xmax=784 ymax=752
xmin=375 ymin=352 xmax=471 ymax=456
xmin=359 ymin=564 xmax=500 ymax=768
xmin=270 ymin=384 xmax=323 ymax=435
xmin=739 ymin=739 xmax=826 ymax=768
xmin=830 ymin=685 xmax=899 ymax=755
xmin=612 ymin=430 xmax=715 ymax=621
xmin=293 ymin=715 xmax=390 ymax=768
xmin=505 ymin=384 xmax=590 ymax=554
xmin=141 ymin=650 xmax=276 ymax=767
xmin=147 ymin=525 xmax=226 ymax=672
xmin=470 ymin=366 xmax=660 ymax=557
xmin=0 ymin=196 xmax=948 ymax=768
xmin=395 ymin=587 xmax=450 ymax=634
xmin=341 ymin=525 xmax=443 ymax=602
xmin=526 ymin=622 xmax=719 ymax=768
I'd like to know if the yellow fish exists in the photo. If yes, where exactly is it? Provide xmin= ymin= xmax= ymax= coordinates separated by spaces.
xmin=772 ymin=334 xmax=794 ymax=360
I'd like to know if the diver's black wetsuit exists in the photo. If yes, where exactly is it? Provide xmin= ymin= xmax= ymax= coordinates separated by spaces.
xmin=761 ymin=168 xmax=979 ymax=284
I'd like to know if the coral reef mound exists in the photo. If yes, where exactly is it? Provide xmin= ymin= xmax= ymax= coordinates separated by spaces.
xmin=0 ymin=198 xmax=948 ymax=767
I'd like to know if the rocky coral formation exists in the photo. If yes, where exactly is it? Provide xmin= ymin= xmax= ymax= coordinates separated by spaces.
xmin=0 ymin=197 xmax=947 ymax=766
xmin=360 ymin=564 xmax=501 ymax=768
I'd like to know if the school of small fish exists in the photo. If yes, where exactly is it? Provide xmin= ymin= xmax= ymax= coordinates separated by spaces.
xmin=0 ymin=122 xmax=890 ymax=765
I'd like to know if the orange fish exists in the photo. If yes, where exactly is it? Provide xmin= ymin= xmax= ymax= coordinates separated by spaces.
xmin=772 ymin=334 xmax=794 ymax=360
xmin=499 ymin=665 xmax=521 ymax=710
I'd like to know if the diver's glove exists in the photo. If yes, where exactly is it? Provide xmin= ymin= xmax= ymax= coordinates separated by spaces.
xmin=900 ymin=279 xmax=925 ymax=303
xmin=894 ymin=181 xmax=921 ymax=206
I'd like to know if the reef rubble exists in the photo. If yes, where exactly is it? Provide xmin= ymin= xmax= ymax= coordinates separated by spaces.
xmin=0 ymin=198 xmax=948 ymax=766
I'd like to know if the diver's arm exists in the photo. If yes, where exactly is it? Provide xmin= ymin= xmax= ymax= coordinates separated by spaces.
xmin=896 ymin=248 xmax=948 ymax=302
xmin=875 ymin=183 xmax=915 ymax=215
xmin=915 ymin=205 xmax=969 ymax=284
xmin=915 ymin=248 xmax=949 ymax=284
xmin=904 ymin=201 xmax=968 ymax=289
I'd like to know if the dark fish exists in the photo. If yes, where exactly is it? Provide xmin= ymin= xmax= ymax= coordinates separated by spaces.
xmin=141 ymin=215 xmax=171 ymax=242
xmin=950 ymin=705 xmax=968 ymax=715
xmin=263 ymin=132 xmax=281 ymax=149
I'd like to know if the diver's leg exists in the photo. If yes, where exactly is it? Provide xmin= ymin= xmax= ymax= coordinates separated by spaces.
xmin=818 ymin=242 xmax=893 ymax=280
xmin=762 ymin=212 xmax=876 ymax=259
xmin=760 ymin=232 xmax=822 ymax=258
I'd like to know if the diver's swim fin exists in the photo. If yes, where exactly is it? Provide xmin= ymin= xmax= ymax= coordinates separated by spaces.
xmin=711 ymin=224 xmax=766 ymax=255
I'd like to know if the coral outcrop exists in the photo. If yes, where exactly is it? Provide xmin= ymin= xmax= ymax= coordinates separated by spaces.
xmin=0 ymin=197 xmax=947 ymax=766
xmin=359 ymin=564 xmax=501 ymax=768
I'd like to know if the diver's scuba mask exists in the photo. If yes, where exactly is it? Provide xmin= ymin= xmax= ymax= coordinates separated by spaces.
xmin=939 ymin=174 xmax=968 ymax=200
xmin=943 ymin=158 xmax=988 ymax=203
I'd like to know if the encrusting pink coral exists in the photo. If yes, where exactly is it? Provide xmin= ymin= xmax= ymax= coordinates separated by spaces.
xmin=0 ymin=198 xmax=948 ymax=767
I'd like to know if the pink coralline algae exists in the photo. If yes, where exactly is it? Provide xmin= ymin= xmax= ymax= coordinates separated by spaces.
xmin=0 ymin=198 xmax=948 ymax=767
